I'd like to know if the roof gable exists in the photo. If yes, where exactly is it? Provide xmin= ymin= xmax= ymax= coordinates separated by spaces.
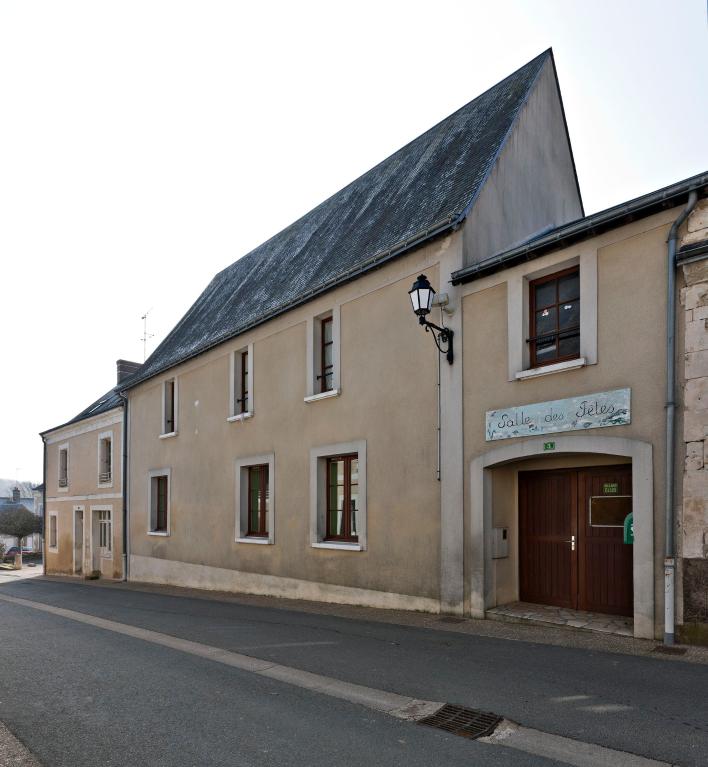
xmin=127 ymin=50 xmax=552 ymax=388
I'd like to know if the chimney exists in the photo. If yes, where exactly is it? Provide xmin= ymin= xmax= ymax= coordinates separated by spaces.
xmin=117 ymin=359 xmax=142 ymax=384
xmin=12 ymin=487 xmax=20 ymax=502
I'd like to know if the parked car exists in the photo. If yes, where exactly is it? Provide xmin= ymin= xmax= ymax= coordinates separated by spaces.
xmin=2 ymin=546 xmax=34 ymax=562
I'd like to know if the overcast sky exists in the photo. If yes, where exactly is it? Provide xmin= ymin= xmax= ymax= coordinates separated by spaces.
xmin=1 ymin=0 xmax=706 ymax=482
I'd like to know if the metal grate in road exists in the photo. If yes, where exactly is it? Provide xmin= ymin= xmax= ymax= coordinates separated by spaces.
xmin=418 ymin=703 xmax=502 ymax=740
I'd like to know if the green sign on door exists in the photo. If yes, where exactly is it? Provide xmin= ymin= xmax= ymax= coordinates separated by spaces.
xmin=623 ymin=512 xmax=634 ymax=545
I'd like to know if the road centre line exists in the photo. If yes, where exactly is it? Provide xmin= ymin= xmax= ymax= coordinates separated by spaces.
xmin=0 ymin=592 xmax=671 ymax=767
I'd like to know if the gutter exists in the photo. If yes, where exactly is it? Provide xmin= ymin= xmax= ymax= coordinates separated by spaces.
xmin=451 ymin=171 xmax=708 ymax=285
xmin=42 ymin=438 xmax=47 ymax=570
xmin=118 ymin=392 xmax=129 ymax=582
xmin=664 ymin=190 xmax=698 ymax=646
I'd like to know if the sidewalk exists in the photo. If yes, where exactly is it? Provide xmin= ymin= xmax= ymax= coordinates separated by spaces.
xmin=37 ymin=574 xmax=708 ymax=666
xmin=0 ymin=564 xmax=44 ymax=582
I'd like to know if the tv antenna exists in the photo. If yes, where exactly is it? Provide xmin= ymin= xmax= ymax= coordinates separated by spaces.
xmin=140 ymin=309 xmax=155 ymax=361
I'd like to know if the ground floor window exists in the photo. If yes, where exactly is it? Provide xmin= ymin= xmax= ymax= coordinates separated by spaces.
xmin=247 ymin=464 xmax=269 ymax=537
xmin=235 ymin=454 xmax=275 ymax=544
xmin=48 ymin=512 xmax=58 ymax=550
xmin=98 ymin=510 xmax=112 ymax=553
xmin=326 ymin=454 xmax=358 ymax=542
xmin=310 ymin=441 xmax=366 ymax=550
xmin=149 ymin=471 xmax=170 ymax=534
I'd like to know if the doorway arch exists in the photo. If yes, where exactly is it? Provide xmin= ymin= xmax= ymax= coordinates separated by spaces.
xmin=469 ymin=435 xmax=654 ymax=638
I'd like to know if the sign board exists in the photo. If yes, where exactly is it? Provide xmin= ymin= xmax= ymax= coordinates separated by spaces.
xmin=603 ymin=482 xmax=619 ymax=494
xmin=623 ymin=512 xmax=634 ymax=545
xmin=543 ymin=441 xmax=555 ymax=451
xmin=485 ymin=388 xmax=631 ymax=442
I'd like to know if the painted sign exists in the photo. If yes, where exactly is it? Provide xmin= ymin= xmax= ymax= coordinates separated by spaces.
xmin=543 ymin=441 xmax=556 ymax=451
xmin=603 ymin=482 xmax=619 ymax=495
xmin=485 ymin=388 xmax=631 ymax=442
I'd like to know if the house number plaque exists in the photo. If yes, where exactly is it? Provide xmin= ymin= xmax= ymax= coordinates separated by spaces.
xmin=485 ymin=388 xmax=631 ymax=441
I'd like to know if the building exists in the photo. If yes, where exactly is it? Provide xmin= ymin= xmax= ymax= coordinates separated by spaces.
xmin=39 ymin=360 xmax=140 ymax=578
xmin=0 ymin=486 xmax=38 ymax=553
xmin=41 ymin=50 xmax=708 ymax=644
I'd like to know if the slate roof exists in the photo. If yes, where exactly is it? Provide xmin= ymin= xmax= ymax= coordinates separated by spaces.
xmin=124 ymin=50 xmax=553 ymax=389
xmin=40 ymin=386 xmax=124 ymax=437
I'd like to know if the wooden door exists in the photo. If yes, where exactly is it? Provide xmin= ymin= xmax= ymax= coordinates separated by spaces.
xmin=577 ymin=466 xmax=633 ymax=616
xmin=519 ymin=470 xmax=577 ymax=608
xmin=518 ymin=466 xmax=633 ymax=616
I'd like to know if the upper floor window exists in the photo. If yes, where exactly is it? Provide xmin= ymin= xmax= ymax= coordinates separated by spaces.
xmin=229 ymin=345 xmax=253 ymax=420
xmin=326 ymin=454 xmax=359 ymax=543
xmin=319 ymin=317 xmax=334 ymax=393
xmin=305 ymin=307 xmax=340 ymax=401
xmin=58 ymin=447 xmax=68 ymax=488
xmin=529 ymin=267 xmax=580 ymax=368
xmin=162 ymin=379 xmax=177 ymax=435
xmin=98 ymin=433 xmax=113 ymax=485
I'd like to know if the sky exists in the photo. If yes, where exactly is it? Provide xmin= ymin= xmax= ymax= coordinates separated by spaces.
xmin=0 ymin=0 xmax=706 ymax=482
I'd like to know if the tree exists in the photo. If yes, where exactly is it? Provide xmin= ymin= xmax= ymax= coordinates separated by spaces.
xmin=0 ymin=508 xmax=42 ymax=567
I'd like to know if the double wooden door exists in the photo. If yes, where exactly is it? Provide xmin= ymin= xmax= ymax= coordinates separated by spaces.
xmin=519 ymin=465 xmax=633 ymax=616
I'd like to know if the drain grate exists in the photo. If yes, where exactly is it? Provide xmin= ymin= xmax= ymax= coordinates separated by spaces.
xmin=418 ymin=704 xmax=502 ymax=740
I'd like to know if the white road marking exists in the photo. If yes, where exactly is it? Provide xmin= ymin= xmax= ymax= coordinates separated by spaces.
xmin=550 ymin=695 xmax=592 ymax=703
xmin=580 ymin=704 xmax=632 ymax=713
xmin=235 ymin=641 xmax=337 ymax=650
xmin=0 ymin=592 xmax=672 ymax=766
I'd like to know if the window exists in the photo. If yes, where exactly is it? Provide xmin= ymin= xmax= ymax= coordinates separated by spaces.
xmin=98 ymin=510 xmax=112 ymax=553
xmin=48 ymin=512 xmax=58 ymax=550
xmin=149 ymin=471 xmax=170 ymax=534
xmin=235 ymin=454 xmax=275 ymax=543
xmin=325 ymin=455 xmax=358 ymax=542
xmin=247 ymin=465 xmax=269 ymax=537
xmin=229 ymin=345 xmax=253 ymax=420
xmin=528 ymin=267 xmax=580 ymax=368
xmin=162 ymin=379 xmax=177 ymax=435
xmin=58 ymin=446 xmax=68 ymax=488
xmin=98 ymin=433 xmax=112 ymax=485
xmin=310 ymin=440 xmax=366 ymax=550
xmin=319 ymin=317 xmax=334 ymax=393
xmin=305 ymin=307 xmax=340 ymax=401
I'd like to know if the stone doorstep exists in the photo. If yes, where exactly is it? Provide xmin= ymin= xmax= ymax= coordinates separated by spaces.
xmin=486 ymin=604 xmax=633 ymax=638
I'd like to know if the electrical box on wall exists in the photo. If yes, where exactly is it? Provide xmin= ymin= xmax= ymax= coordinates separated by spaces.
xmin=492 ymin=527 xmax=509 ymax=559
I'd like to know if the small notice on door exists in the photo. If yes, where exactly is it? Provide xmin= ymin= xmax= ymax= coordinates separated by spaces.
xmin=603 ymin=482 xmax=619 ymax=494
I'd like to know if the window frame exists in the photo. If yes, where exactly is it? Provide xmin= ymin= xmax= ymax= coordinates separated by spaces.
xmin=97 ymin=431 xmax=113 ymax=487
xmin=324 ymin=454 xmax=359 ymax=543
xmin=528 ymin=265 xmax=580 ymax=369
xmin=48 ymin=511 xmax=58 ymax=551
xmin=235 ymin=454 xmax=275 ymax=544
xmin=92 ymin=505 xmax=113 ymax=558
xmin=161 ymin=378 xmax=178 ymax=437
xmin=58 ymin=444 xmax=69 ymax=491
xmin=228 ymin=344 xmax=254 ymax=421
xmin=148 ymin=469 xmax=171 ymax=536
xmin=246 ymin=464 xmax=269 ymax=537
xmin=305 ymin=306 xmax=341 ymax=402
xmin=310 ymin=440 xmax=366 ymax=551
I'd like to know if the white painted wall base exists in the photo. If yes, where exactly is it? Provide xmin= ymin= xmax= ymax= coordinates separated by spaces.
xmin=129 ymin=555 xmax=441 ymax=614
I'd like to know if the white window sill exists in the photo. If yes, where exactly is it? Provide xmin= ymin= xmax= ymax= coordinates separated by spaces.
xmin=97 ymin=482 xmax=114 ymax=489
xmin=48 ymin=547 xmax=58 ymax=553
xmin=304 ymin=389 xmax=340 ymax=404
xmin=148 ymin=531 xmax=170 ymax=537
xmin=57 ymin=487 xmax=68 ymax=493
xmin=159 ymin=431 xmax=178 ymax=440
xmin=515 ymin=358 xmax=586 ymax=381
xmin=311 ymin=541 xmax=362 ymax=551
xmin=227 ymin=412 xmax=254 ymax=423
xmin=236 ymin=536 xmax=272 ymax=545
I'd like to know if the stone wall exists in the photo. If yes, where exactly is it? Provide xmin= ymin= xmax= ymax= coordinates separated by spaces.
xmin=679 ymin=199 xmax=708 ymax=644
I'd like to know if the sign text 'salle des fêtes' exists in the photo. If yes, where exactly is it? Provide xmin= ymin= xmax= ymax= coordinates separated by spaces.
xmin=486 ymin=389 xmax=631 ymax=441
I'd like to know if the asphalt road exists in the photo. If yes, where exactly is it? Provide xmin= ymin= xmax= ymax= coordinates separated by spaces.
xmin=1 ymin=579 xmax=706 ymax=766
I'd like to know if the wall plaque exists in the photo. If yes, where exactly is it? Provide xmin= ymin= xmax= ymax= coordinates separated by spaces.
xmin=485 ymin=388 xmax=630 ymax=441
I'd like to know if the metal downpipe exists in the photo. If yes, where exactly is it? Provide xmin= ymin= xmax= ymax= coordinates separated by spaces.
xmin=664 ymin=190 xmax=697 ymax=645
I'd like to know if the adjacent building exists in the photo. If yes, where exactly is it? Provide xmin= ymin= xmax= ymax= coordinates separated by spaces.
xmin=40 ymin=360 xmax=139 ymax=579
xmin=40 ymin=50 xmax=708 ymax=644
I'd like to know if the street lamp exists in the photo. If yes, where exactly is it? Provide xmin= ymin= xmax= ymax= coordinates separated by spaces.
xmin=408 ymin=274 xmax=454 ymax=364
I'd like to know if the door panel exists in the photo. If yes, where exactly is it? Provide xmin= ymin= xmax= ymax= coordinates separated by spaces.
xmin=578 ymin=466 xmax=633 ymax=616
xmin=519 ymin=471 xmax=577 ymax=608
xmin=518 ymin=465 xmax=633 ymax=616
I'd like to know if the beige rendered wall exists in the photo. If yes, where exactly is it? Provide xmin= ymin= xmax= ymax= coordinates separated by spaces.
xmin=127 ymin=235 xmax=457 ymax=608
xmin=44 ymin=411 xmax=123 ymax=579
xmin=461 ymin=208 xmax=680 ymax=635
